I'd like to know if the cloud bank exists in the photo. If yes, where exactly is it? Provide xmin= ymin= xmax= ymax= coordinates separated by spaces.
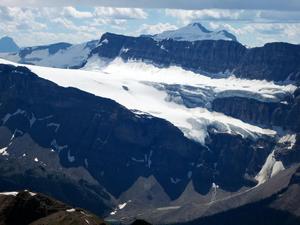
xmin=0 ymin=0 xmax=300 ymax=11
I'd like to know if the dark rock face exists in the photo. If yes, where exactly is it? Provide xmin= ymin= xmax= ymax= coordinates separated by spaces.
xmin=89 ymin=33 xmax=300 ymax=82
xmin=211 ymin=90 xmax=300 ymax=133
xmin=235 ymin=43 xmax=300 ymax=82
xmin=0 ymin=191 xmax=107 ymax=225
xmin=212 ymin=97 xmax=281 ymax=127
xmin=203 ymin=132 xmax=274 ymax=191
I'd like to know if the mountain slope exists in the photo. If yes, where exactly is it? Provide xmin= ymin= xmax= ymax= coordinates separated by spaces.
xmin=174 ymin=165 xmax=300 ymax=225
xmin=0 ymin=37 xmax=19 ymax=53
xmin=153 ymin=23 xmax=237 ymax=42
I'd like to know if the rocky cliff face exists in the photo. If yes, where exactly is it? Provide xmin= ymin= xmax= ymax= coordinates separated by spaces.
xmin=212 ymin=88 xmax=300 ymax=133
xmin=89 ymin=33 xmax=300 ymax=82
xmin=235 ymin=43 xmax=300 ymax=82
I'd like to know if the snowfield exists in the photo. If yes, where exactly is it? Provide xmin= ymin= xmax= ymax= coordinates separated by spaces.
xmin=0 ymin=58 xmax=296 ymax=144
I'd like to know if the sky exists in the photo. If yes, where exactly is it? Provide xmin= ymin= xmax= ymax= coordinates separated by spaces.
xmin=0 ymin=0 xmax=299 ymax=47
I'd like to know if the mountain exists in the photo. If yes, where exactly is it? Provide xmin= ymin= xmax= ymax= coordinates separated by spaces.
xmin=0 ymin=57 xmax=299 ymax=224
xmin=152 ymin=23 xmax=237 ymax=42
xmin=0 ymin=40 xmax=98 ymax=69
xmin=0 ymin=27 xmax=300 ymax=224
xmin=86 ymin=33 xmax=300 ymax=83
xmin=0 ymin=190 xmax=108 ymax=225
xmin=0 ymin=36 xmax=19 ymax=53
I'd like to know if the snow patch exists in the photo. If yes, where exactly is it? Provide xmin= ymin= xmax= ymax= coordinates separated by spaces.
xmin=0 ymin=147 xmax=8 ymax=156
xmin=279 ymin=134 xmax=297 ymax=149
xmin=118 ymin=202 xmax=127 ymax=210
xmin=2 ymin=109 xmax=26 ymax=124
xmin=47 ymin=123 xmax=60 ymax=132
xmin=170 ymin=177 xmax=181 ymax=184
xmin=66 ymin=208 xmax=76 ymax=212
xmin=255 ymin=150 xmax=285 ymax=185
xmin=51 ymin=139 xmax=68 ymax=152
xmin=101 ymin=39 xmax=109 ymax=44
xmin=0 ymin=191 xmax=18 ymax=196
xmin=211 ymin=182 xmax=219 ymax=202
xmin=29 ymin=113 xmax=36 ymax=127
xmin=67 ymin=150 xmax=75 ymax=162
xmin=110 ymin=200 xmax=131 ymax=215
xmin=84 ymin=158 xmax=88 ymax=168
xmin=131 ymin=157 xmax=144 ymax=163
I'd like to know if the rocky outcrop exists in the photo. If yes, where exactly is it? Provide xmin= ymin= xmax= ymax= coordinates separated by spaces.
xmin=0 ymin=190 xmax=107 ymax=225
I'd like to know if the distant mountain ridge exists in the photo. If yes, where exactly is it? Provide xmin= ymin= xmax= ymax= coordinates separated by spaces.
xmin=0 ymin=40 xmax=97 ymax=69
xmin=0 ymin=36 xmax=19 ymax=53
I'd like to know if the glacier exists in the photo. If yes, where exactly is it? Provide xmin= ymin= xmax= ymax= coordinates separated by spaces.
xmin=0 ymin=58 xmax=296 ymax=144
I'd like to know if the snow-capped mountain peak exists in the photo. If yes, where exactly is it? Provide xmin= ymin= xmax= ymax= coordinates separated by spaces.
xmin=153 ymin=22 xmax=237 ymax=42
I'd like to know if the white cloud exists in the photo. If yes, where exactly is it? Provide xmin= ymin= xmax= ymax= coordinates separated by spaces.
xmin=165 ymin=9 xmax=300 ymax=24
xmin=136 ymin=23 xmax=178 ymax=35
xmin=62 ymin=6 xmax=93 ymax=18
xmin=94 ymin=7 xmax=147 ymax=19
xmin=0 ymin=6 xmax=148 ymax=46
xmin=208 ymin=22 xmax=300 ymax=46
xmin=0 ymin=7 xmax=46 ymax=33
xmin=165 ymin=9 xmax=245 ymax=24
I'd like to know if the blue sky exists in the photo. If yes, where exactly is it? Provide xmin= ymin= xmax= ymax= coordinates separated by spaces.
xmin=0 ymin=1 xmax=299 ymax=47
